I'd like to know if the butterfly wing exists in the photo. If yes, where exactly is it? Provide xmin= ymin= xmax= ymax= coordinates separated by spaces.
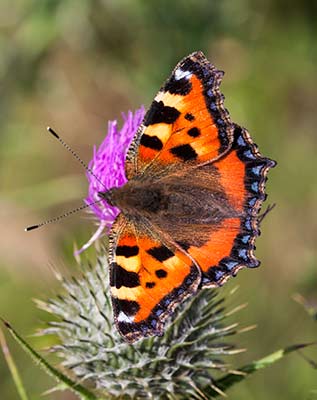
xmin=108 ymin=214 xmax=200 ymax=343
xmin=125 ymin=51 xmax=234 ymax=180
xmin=168 ymin=124 xmax=276 ymax=287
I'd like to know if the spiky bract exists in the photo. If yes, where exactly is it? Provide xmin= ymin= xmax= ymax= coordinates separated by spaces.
xmin=38 ymin=255 xmax=245 ymax=399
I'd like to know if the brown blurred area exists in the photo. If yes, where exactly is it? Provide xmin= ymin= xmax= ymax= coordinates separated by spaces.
xmin=0 ymin=1 xmax=316 ymax=399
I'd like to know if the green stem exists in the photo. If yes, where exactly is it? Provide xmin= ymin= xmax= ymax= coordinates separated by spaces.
xmin=0 ymin=328 xmax=29 ymax=400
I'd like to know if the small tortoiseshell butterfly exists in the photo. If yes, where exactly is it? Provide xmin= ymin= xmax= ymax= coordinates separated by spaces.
xmin=99 ymin=51 xmax=276 ymax=343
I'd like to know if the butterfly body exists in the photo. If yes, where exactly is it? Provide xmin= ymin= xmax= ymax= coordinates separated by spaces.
xmin=103 ymin=164 xmax=233 ymax=220
xmin=104 ymin=51 xmax=276 ymax=342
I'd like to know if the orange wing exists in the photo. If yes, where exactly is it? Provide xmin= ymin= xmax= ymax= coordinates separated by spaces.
xmin=125 ymin=51 xmax=234 ymax=180
xmin=108 ymin=214 xmax=200 ymax=342
xmin=174 ymin=125 xmax=276 ymax=287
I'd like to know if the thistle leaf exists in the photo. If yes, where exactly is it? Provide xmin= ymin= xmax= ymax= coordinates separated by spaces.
xmin=207 ymin=342 xmax=316 ymax=397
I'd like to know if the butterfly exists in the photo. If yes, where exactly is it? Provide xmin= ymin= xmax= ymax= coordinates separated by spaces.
xmin=99 ymin=51 xmax=276 ymax=343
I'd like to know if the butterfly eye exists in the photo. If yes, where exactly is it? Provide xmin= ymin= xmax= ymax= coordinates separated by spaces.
xmin=98 ymin=190 xmax=113 ymax=204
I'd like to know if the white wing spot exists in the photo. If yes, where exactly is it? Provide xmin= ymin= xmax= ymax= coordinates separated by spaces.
xmin=174 ymin=68 xmax=192 ymax=81
xmin=117 ymin=312 xmax=134 ymax=323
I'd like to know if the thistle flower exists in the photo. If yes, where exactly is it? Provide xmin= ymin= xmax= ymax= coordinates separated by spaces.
xmin=38 ymin=255 xmax=245 ymax=399
xmin=77 ymin=107 xmax=145 ymax=254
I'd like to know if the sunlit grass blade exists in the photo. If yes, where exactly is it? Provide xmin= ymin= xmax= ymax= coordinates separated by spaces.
xmin=206 ymin=342 xmax=316 ymax=397
xmin=0 ymin=328 xmax=29 ymax=400
xmin=1 ymin=318 xmax=98 ymax=400
xmin=293 ymin=293 xmax=317 ymax=321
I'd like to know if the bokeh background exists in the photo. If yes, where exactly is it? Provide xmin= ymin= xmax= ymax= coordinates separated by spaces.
xmin=1 ymin=1 xmax=316 ymax=399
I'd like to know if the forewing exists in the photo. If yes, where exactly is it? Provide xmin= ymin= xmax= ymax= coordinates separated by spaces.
xmin=125 ymin=51 xmax=234 ymax=180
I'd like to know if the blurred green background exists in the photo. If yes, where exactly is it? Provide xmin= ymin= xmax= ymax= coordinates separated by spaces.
xmin=0 ymin=0 xmax=316 ymax=399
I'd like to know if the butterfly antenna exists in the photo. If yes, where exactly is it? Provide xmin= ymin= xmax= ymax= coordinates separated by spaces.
xmin=25 ymin=198 xmax=104 ymax=232
xmin=258 ymin=203 xmax=276 ymax=224
xmin=46 ymin=127 xmax=106 ymax=189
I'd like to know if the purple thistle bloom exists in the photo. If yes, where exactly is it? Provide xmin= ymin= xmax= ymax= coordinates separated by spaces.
xmin=76 ymin=107 xmax=145 ymax=254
